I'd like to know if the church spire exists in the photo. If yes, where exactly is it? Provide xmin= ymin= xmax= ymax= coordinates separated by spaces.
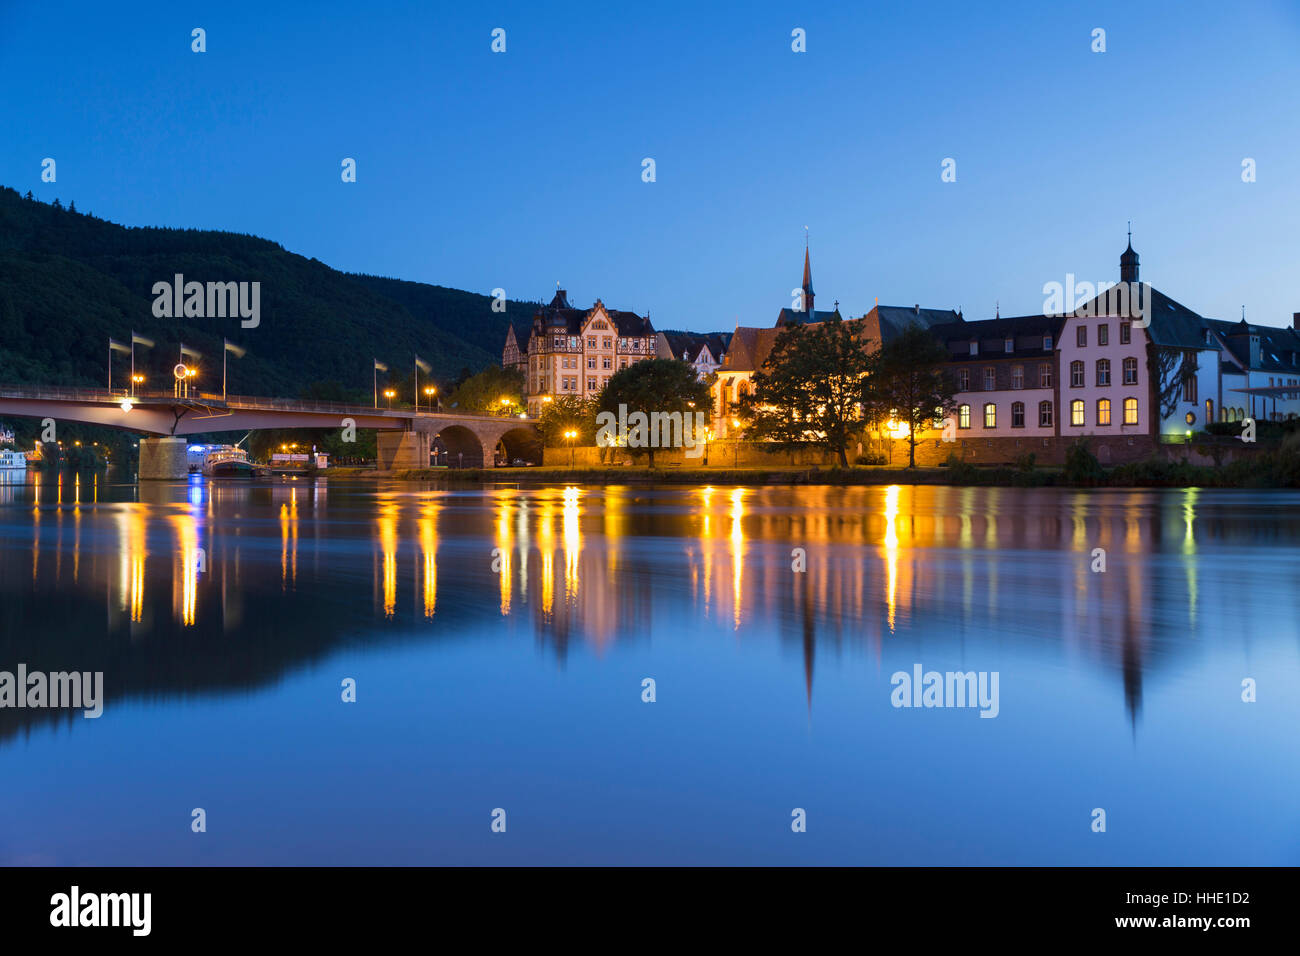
xmin=801 ymin=232 xmax=815 ymax=314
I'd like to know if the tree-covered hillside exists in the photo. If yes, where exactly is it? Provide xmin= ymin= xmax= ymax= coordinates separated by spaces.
xmin=0 ymin=186 xmax=535 ymax=401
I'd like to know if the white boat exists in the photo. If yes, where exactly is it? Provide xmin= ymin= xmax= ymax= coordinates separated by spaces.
xmin=0 ymin=449 xmax=27 ymax=473
xmin=203 ymin=446 xmax=258 ymax=478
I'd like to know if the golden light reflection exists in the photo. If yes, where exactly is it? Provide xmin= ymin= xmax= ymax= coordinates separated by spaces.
xmin=884 ymin=484 xmax=900 ymax=632
xmin=376 ymin=495 xmax=397 ymax=617
xmin=169 ymin=512 xmax=199 ymax=626
xmin=117 ymin=509 xmax=147 ymax=623
xmin=730 ymin=488 xmax=744 ymax=629
xmin=537 ymin=495 xmax=555 ymax=619
xmin=419 ymin=501 xmax=439 ymax=619
xmin=281 ymin=488 xmax=300 ymax=590
xmin=563 ymin=486 xmax=581 ymax=603
xmin=496 ymin=495 xmax=513 ymax=615
xmin=1182 ymin=488 xmax=1198 ymax=624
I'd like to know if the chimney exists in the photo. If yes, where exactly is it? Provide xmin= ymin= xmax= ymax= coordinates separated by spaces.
xmin=914 ymin=304 xmax=920 ymax=315
xmin=1293 ymin=312 xmax=1300 ymax=330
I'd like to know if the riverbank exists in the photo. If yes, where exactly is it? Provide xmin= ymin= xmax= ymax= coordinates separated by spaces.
xmin=323 ymin=453 xmax=1300 ymax=489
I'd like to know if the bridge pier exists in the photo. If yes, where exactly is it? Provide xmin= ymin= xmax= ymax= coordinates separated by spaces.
xmin=138 ymin=437 xmax=189 ymax=480
xmin=376 ymin=431 xmax=430 ymax=471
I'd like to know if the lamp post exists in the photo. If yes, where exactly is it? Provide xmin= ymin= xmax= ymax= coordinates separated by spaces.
xmin=564 ymin=429 xmax=576 ymax=469
xmin=424 ymin=386 xmax=438 ymax=412
xmin=384 ymin=388 xmax=396 ymax=409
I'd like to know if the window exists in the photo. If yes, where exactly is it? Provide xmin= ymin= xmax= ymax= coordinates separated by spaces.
xmin=1070 ymin=360 xmax=1085 ymax=387
xmin=969 ymin=341 xmax=978 ymax=355
xmin=1039 ymin=363 xmax=1053 ymax=388
xmin=587 ymin=378 xmax=597 ymax=391
xmin=1123 ymin=357 xmax=1138 ymax=384
xmin=1097 ymin=398 xmax=1111 ymax=426
xmin=1124 ymin=397 xmax=1138 ymax=425
xmin=1096 ymin=358 xmax=1110 ymax=386
xmin=958 ymin=404 xmax=971 ymax=429
xmin=957 ymin=368 xmax=970 ymax=391
xmin=569 ymin=337 xmax=579 ymax=349
xmin=1011 ymin=365 xmax=1024 ymax=389
xmin=1043 ymin=335 xmax=1053 ymax=350
xmin=1183 ymin=373 xmax=1197 ymax=403
xmin=1098 ymin=324 xmax=1109 ymax=346
xmin=587 ymin=356 xmax=596 ymax=369
xmin=587 ymin=337 xmax=597 ymax=348
xmin=1185 ymin=411 xmax=1196 ymax=426
xmin=1004 ymin=337 xmax=1014 ymax=353
xmin=553 ymin=336 xmax=564 ymax=349
xmin=602 ymin=357 xmax=612 ymax=370
xmin=1077 ymin=325 xmax=1087 ymax=347
xmin=1039 ymin=401 xmax=1053 ymax=427
xmin=983 ymin=367 xmax=996 ymax=390
xmin=1011 ymin=401 xmax=1025 ymax=428
xmin=1120 ymin=322 xmax=1131 ymax=344
xmin=984 ymin=403 xmax=996 ymax=428
xmin=603 ymin=338 xmax=613 ymax=349
xmin=620 ymin=359 xmax=628 ymax=369
xmin=1071 ymin=399 xmax=1085 ymax=426
xmin=619 ymin=338 xmax=627 ymax=349
xmin=932 ymin=406 xmax=945 ymax=428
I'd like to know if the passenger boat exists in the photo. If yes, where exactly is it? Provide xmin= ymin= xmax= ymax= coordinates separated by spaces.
xmin=202 ymin=446 xmax=258 ymax=478
xmin=0 ymin=448 xmax=28 ymax=473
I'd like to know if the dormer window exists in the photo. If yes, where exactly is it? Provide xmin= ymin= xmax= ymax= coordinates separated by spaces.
xmin=1004 ymin=337 xmax=1014 ymax=353
xmin=969 ymin=341 xmax=978 ymax=355
xmin=1043 ymin=335 xmax=1053 ymax=350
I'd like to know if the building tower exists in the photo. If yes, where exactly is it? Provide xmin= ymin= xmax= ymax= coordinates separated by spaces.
xmin=1120 ymin=225 xmax=1140 ymax=283
xmin=801 ymin=241 xmax=815 ymax=314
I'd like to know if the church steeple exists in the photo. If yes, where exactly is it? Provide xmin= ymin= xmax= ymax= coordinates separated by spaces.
xmin=801 ymin=236 xmax=815 ymax=314
xmin=1120 ymin=223 xmax=1139 ymax=283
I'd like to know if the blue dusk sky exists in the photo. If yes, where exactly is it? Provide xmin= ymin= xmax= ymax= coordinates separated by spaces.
xmin=2 ymin=0 xmax=1298 ymax=333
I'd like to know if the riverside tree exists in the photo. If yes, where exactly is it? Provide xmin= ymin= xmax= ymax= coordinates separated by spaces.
xmin=537 ymin=395 xmax=598 ymax=447
xmin=874 ymin=322 xmax=956 ymax=468
xmin=598 ymin=358 xmax=712 ymax=467
xmin=738 ymin=314 xmax=874 ymax=467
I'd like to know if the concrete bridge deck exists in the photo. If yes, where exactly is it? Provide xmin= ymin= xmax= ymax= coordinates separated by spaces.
xmin=0 ymin=384 xmax=539 ymax=473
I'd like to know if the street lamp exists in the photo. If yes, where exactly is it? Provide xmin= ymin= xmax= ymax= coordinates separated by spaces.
xmin=384 ymin=388 xmax=396 ymax=409
xmin=564 ymin=429 xmax=577 ymax=469
xmin=131 ymin=373 xmax=145 ymax=396
xmin=424 ymin=385 xmax=438 ymax=411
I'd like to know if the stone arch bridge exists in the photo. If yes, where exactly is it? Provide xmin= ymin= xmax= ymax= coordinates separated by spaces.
xmin=0 ymin=386 xmax=539 ymax=476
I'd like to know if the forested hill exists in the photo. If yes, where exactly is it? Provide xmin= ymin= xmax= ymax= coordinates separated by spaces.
xmin=0 ymin=186 xmax=538 ymax=400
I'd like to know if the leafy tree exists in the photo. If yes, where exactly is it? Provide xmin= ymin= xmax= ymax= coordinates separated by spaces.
xmin=598 ymin=358 xmax=712 ymax=467
xmin=739 ymin=314 xmax=874 ymax=467
xmin=537 ymin=395 xmax=598 ymax=446
xmin=874 ymin=322 xmax=956 ymax=468
xmin=448 ymin=365 xmax=524 ymax=415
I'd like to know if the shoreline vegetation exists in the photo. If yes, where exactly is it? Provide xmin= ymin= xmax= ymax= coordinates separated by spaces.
xmin=320 ymin=449 xmax=1300 ymax=489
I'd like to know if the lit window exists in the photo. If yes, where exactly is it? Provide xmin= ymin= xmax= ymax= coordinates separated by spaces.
xmin=1071 ymin=399 xmax=1085 ymax=426
xmin=1097 ymin=398 xmax=1111 ymax=425
xmin=984 ymin=403 xmax=996 ymax=428
xmin=958 ymin=404 xmax=971 ymax=429
xmin=1124 ymin=397 xmax=1138 ymax=425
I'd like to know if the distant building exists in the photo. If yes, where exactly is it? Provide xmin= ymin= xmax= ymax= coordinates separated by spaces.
xmin=515 ymin=289 xmax=656 ymax=417
xmin=655 ymin=330 xmax=732 ymax=379
xmin=502 ymin=319 xmax=531 ymax=376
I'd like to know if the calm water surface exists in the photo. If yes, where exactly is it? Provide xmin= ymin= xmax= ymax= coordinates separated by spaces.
xmin=1 ymin=473 xmax=1297 ymax=865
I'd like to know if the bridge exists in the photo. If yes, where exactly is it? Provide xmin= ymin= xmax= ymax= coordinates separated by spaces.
xmin=0 ymin=385 xmax=539 ymax=476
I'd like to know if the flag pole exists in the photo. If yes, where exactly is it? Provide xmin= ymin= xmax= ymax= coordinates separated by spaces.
xmin=223 ymin=339 xmax=228 ymax=401
xmin=374 ymin=361 xmax=378 ymax=409
xmin=130 ymin=336 xmax=135 ymax=395
xmin=108 ymin=339 xmax=112 ymax=394
xmin=415 ymin=360 xmax=419 ymax=413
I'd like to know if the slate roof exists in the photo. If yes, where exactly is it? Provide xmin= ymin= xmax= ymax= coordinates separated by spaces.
xmin=660 ymin=330 xmax=732 ymax=363
xmin=1203 ymin=318 xmax=1300 ymax=374
xmin=872 ymin=305 xmax=962 ymax=342
xmin=531 ymin=289 xmax=653 ymax=338
xmin=928 ymin=313 xmax=1065 ymax=360
xmin=776 ymin=308 xmax=841 ymax=327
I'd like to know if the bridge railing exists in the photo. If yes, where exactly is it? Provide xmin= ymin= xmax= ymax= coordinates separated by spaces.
xmin=0 ymin=383 xmax=535 ymax=422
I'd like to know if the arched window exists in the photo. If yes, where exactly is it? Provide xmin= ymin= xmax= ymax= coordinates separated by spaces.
xmin=1071 ymin=399 xmax=1085 ymax=426
xmin=983 ymin=403 xmax=996 ymax=428
xmin=1096 ymin=358 xmax=1111 ymax=386
xmin=1122 ymin=357 xmax=1138 ymax=384
xmin=1038 ymin=401 xmax=1053 ymax=427
xmin=958 ymin=404 xmax=971 ymax=429
xmin=1124 ymin=397 xmax=1139 ymax=425
xmin=1070 ymin=360 xmax=1085 ymax=387
xmin=1011 ymin=401 xmax=1025 ymax=428
xmin=1097 ymin=398 xmax=1111 ymax=426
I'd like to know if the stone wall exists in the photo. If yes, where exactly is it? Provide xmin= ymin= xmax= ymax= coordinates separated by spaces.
xmin=138 ymin=437 xmax=188 ymax=479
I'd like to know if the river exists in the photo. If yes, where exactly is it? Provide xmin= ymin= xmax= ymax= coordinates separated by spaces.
xmin=1 ymin=473 xmax=1297 ymax=864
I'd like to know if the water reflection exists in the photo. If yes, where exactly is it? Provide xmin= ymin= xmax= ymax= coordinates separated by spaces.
xmin=2 ymin=476 xmax=1299 ymax=748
